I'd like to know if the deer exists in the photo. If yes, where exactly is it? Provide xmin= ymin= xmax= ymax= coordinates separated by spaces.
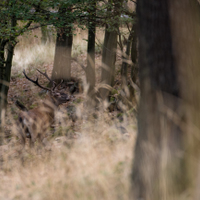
xmin=16 ymin=69 xmax=70 ymax=149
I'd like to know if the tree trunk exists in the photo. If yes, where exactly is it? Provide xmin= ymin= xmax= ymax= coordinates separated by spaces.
xmin=100 ymin=0 xmax=122 ymax=100
xmin=85 ymin=0 xmax=96 ymax=105
xmin=169 ymin=0 xmax=200 ymax=197
xmin=131 ymin=0 xmax=200 ymax=199
xmin=0 ymin=40 xmax=7 ymax=145
xmin=0 ymin=17 xmax=16 ymax=144
xmin=130 ymin=22 xmax=138 ymax=84
xmin=130 ymin=0 xmax=188 ymax=199
xmin=51 ymin=7 xmax=73 ymax=82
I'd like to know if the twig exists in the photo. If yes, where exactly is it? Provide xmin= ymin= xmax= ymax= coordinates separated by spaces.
xmin=28 ymin=23 xmax=52 ymax=31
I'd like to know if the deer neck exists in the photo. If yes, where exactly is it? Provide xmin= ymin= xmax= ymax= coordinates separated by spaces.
xmin=41 ymin=99 xmax=57 ymax=120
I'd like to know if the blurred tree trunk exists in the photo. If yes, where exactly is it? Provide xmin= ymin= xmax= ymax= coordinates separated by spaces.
xmin=168 ymin=0 xmax=200 ymax=197
xmin=131 ymin=0 xmax=200 ymax=199
xmin=85 ymin=0 xmax=96 ymax=105
xmin=51 ymin=7 xmax=73 ymax=82
xmin=100 ymin=0 xmax=122 ymax=100
xmin=131 ymin=0 xmax=193 ymax=199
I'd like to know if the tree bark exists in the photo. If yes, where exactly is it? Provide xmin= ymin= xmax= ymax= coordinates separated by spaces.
xmin=100 ymin=0 xmax=122 ymax=100
xmin=0 ymin=16 xmax=16 ymax=144
xmin=51 ymin=7 xmax=73 ymax=82
xmin=131 ymin=0 xmax=200 ymax=199
xmin=131 ymin=0 xmax=186 ymax=199
xmin=168 ymin=0 xmax=200 ymax=197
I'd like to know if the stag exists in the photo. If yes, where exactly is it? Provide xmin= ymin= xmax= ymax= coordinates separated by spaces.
xmin=16 ymin=69 xmax=70 ymax=148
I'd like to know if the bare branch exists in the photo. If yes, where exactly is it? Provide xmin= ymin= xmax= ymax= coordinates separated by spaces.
xmin=28 ymin=23 xmax=52 ymax=31
xmin=15 ymin=21 xmax=33 ymax=37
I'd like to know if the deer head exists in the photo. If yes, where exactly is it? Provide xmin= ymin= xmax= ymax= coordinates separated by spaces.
xmin=16 ymin=69 xmax=70 ymax=149
xmin=23 ymin=69 xmax=70 ymax=106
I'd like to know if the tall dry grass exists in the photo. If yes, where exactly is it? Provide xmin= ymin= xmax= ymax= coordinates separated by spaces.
xmin=0 ymin=119 xmax=136 ymax=200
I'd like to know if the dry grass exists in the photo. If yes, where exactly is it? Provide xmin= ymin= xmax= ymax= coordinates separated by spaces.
xmin=0 ymin=119 xmax=136 ymax=200
xmin=0 ymin=27 xmax=137 ymax=200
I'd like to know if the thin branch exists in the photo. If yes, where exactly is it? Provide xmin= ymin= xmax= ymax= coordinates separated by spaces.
xmin=18 ymin=20 xmax=32 ymax=36
xmin=27 ymin=23 xmax=52 ymax=31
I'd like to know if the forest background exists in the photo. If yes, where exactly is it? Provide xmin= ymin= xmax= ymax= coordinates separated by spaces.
xmin=1 ymin=0 xmax=200 ymax=200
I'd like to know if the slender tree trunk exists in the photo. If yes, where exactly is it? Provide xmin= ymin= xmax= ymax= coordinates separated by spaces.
xmin=100 ymin=0 xmax=122 ymax=100
xmin=0 ymin=16 xmax=16 ymax=144
xmin=51 ymin=7 xmax=73 ymax=82
xmin=85 ymin=0 xmax=96 ymax=105
xmin=0 ymin=40 xmax=7 ymax=145
xmin=130 ymin=22 xmax=138 ymax=84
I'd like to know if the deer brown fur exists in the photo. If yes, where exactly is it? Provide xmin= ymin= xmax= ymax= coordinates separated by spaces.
xmin=16 ymin=69 xmax=70 ymax=148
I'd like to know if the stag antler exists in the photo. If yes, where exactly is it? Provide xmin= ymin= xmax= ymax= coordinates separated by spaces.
xmin=36 ymin=69 xmax=65 ymax=91
xmin=36 ymin=69 xmax=56 ymax=87
xmin=23 ymin=69 xmax=51 ymax=91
